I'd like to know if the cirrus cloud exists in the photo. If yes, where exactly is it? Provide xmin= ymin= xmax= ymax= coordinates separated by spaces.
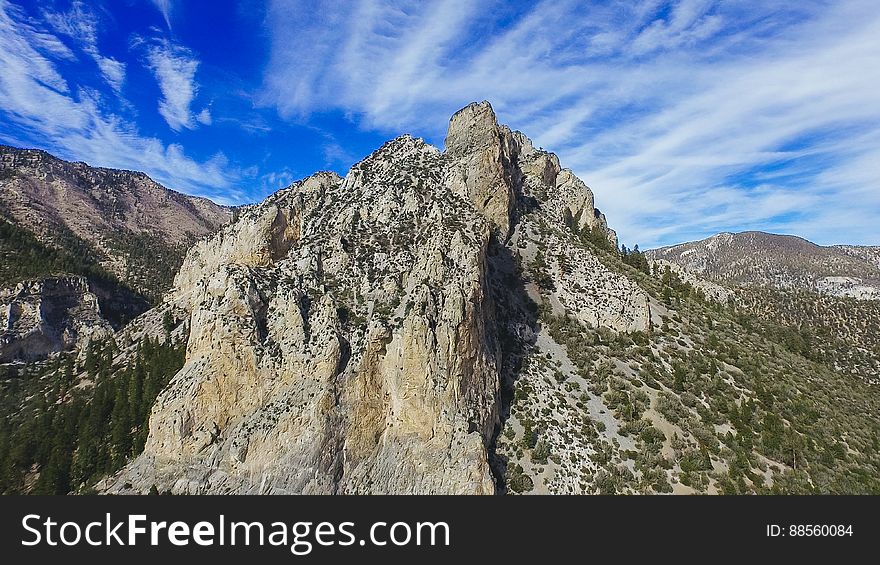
xmin=144 ymin=38 xmax=211 ymax=132
xmin=0 ymin=0 xmax=237 ymax=201
xmin=260 ymin=0 xmax=880 ymax=247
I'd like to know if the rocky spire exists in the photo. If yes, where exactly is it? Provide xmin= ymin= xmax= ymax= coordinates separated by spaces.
xmin=443 ymin=101 xmax=618 ymax=249
xmin=444 ymin=101 xmax=519 ymax=237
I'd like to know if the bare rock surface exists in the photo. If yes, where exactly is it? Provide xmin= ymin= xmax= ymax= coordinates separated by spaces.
xmin=0 ymin=276 xmax=112 ymax=363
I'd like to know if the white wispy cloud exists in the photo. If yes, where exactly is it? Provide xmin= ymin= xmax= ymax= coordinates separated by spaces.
xmin=260 ymin=0 xmax=880 ymax=247
xmin=145 ymin=39 xmax=211 ymax=131
xmin=629 ymin=2 xmax=722 ymax=56
xmin=151 ymin=0 xmax=173 ymax=30
xmin=196 ymin=107 xmax=212 ymax=125
xmin=262 ymin=169 xmax=296 ymax=191
xmin=95 ymin=56 xmax=125 ymax=92
xmin=42 ymin=0 xmax=126 ymax=92
xmin=0 ymin=1 xmax=236 ymax=200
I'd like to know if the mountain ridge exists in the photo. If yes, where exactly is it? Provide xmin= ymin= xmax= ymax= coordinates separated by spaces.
xmin=648 ymin=230 xmax=880 ymax=383
xmin=0 ymin=144 xmax=231 ymax=301
xmin=647 ymin=230 xmax=880 ymax=300
xmin=0 ymin=144 xmax=231 ymax=362
xmin=100 ymin=101 xmax=640 ymax=494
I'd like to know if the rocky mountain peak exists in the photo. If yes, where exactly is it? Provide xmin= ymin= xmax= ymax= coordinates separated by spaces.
xmin=441 ymin=101 xmax=617 ymax=248
xmin=444 ymin=101 xmax=500 ymax=154
xmin=97 ymin=101 xmax=645 ymax=494
xmin=0 ymin=145 xmax=231 ymax=301
xmin=443 ymin=100 xmax=518 ymax=236
xmin=5 ymin=103 xmax=880 ymax=497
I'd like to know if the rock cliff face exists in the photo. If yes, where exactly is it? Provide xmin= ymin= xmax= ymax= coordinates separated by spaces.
xmin=0 ymin=276 xmax=112 ymax=362
xmin=444 ymin=102 xmax=519 ymax=236
xmin=105 ymin=101 xmax=644 ymax=494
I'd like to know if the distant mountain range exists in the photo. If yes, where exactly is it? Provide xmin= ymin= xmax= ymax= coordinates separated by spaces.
xmin=0 ymin=145 xmax=230 ymax=301
xmin=648 ymin=231 xmax=880 ymax=383
xmin=647 ymin=231 xmax=880 ymax=300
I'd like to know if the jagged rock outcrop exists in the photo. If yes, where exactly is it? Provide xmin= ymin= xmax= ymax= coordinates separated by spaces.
xmin=553 ymin=170 xmax=617 ymax=246
xmin=444 ymin=101 xmax=518 ymax=237
xmin=0 ymin=276 xmax=112 ymax=362
xmin=108 ymin=136 xmax=501 ymax=494
xmin=104 ymin=101 xmax=643 ymax=494
xmin=503 ymin=113 xmax=648 ymax=333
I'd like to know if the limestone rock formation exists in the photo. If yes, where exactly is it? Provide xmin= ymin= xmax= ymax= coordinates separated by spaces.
xmin=444 ymin=101 xmax=519 ymax=237
xmin=0 ymin=276 xmax=112 ymax=362
xmin=103 ymin=101 xmax=641 ymax=494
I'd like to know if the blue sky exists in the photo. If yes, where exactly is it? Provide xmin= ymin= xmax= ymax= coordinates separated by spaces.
xmin=1 ymin=0 xmax=878 ymax=248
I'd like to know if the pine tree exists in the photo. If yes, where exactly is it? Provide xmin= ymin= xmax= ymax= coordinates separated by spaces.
xmin=1 ymin=320 xmax=188 ymax=493
xmin=110 ymin=373 xmax=132 ymax=468
xmin=84 ymin=339 xmax=99 ymax=377
xmin=673 ymin=363 xmax=687 ymax=391
xmin=126 ymin=365 xmax=141 ymax=427
xmin=71 ymin=402 xmax=98 ymax=488
xmin=62 ymin=354 xmax=74 ymax=393
xmin=0 ymin=415 xmax=10 ymax=492
xmin=33 ymin=409 xmax=75 ymax=495
xmin=162 ymin=310 xmax=175 ymax=340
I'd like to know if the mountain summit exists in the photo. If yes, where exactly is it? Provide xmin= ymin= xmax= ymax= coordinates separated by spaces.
xmin=0 ymin=145 xmax=231 ymax=301
xmin=648 ymin=231 xmax=880 ymax=383
xmin=0 ymin=146 xmax=230 ymax=363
